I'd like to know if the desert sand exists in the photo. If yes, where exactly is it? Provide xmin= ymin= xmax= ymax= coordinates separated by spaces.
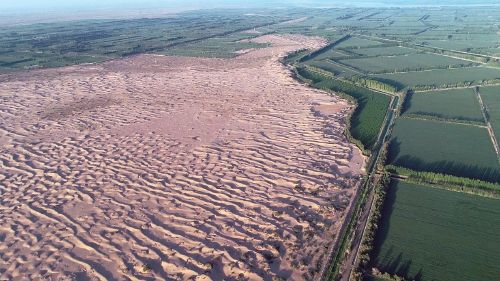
xmin=0 ymin=34 xmax=365 ymax=280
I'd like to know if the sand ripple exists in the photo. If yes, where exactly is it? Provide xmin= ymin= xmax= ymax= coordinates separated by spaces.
xmin=0 ymin=35 xmax=365 ymax=280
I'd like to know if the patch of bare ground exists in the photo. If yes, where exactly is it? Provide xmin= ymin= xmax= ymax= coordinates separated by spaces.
xmin=0 ymin=34 xmax=365 ymax=280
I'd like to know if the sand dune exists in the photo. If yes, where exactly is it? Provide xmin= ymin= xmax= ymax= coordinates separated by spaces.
xmin=0 ymin=34 xmax=365 ymax=280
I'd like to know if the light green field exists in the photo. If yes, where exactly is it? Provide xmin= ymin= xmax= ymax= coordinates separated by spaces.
xmin=338 ymin=53 xmax=475 ymax=74
xmin=404 ymin=88 xmax=484 ymax=122
xmin=374 ymin=180 xmax=500 ymax=281
xmin=334 ymin=36 xmax=384 ymax=49
xmin=311 ymin=49 xmax=351 ymax=61
xmin=306 ymin=60 xmax=359 ymax=77
xmin=349 ymin=46 xmax=417 ymax=56
xmin=388 ymin=118 xmax=499 ymax=182
xmin=373 ymin=67 xmax=500 ymax=89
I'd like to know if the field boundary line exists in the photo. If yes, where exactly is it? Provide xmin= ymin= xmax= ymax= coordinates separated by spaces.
xmin=343 ymin=96 xmax=399 ymax=281
xmin=412 ymin=82 xmax=500 ymax=93
xmin=475 ymin=88 xmax=500 ymax=162
xmin=353 ymin=33 xmax=500 ymax=61
xmin=389 ymin=175 xmax=500 ymax=199
xmin=326 ymin=59 xmax=366 ymax=75
xmin=399 ymin=115 xmax=488 ymax=128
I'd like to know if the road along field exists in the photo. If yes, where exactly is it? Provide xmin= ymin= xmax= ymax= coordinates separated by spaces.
xmin=0 ymin=34 xmax=367 ymax=280
xmin=373 ymin=180 xmax=500 ymax=281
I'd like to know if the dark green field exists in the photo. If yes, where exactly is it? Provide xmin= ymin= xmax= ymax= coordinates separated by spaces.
xmin=374 ymin=180 xmax=500 ymax=281
xmin=480 ymin=86 xmax=500 ymax=141
xmin=403 ymin=88 xmax=484 ymax=122
xmin=388 ymin=118 xmax=499 ymax=182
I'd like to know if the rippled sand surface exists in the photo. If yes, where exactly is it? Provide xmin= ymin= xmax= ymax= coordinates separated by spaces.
xmin=0 ymin=35 xmax=365 ymax=280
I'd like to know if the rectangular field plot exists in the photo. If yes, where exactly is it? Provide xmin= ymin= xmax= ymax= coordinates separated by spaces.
xmin=310 ymin=49 xmax=351 ymax=61
xmin=162 ymin=34 xmax=267 ymax=58
xmin=374 ymin=180 xmax=500 ymax=281
xmin=334 ymin=36 xmax=384 ymax=49
xmin=403 ymin=88 xmax=484 ymax=122
xmin=373 ymin=67 xmax=500 ymax=89
xmin=338 ymin=53 xmax=475 ymax=74
xmin=388 ymin=118 xmax=499 ymax=182
xmin=480 ymin=86 xmax=500 ymax=141
xmin=348 ymin=46 xmax=417 ymax=56
xmin=306 ymin=60 xmax=359 ymax=77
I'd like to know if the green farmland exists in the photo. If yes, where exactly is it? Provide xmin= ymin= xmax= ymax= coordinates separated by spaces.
xmin=388 ymin=118 xmax=499 ymax=182
xmin=307 ymin=61 xmax=343 ymax=76
xmin=311 ymin=49 xmax=352 ymax=61
xmin=373 ymin=180 xmax=500 ymax=281
xmin=373 ymin=67 xmax=500 ymax=90
xmin=403 ymin=88 xmax=484 ymax=122
xmin=480 ymin=86 xmax=500 ymax=141
xmin=335 ymin=37 xmax=383 ymax=49
xmin=338 ymin=53 xmax=475 ymax=74
xmin=349 ymin=46 xmax=417 ymax=56
xmin=162 ymin=32 xmax=268 ymax=58
xmin=334 ymin=37 xmax=384 ymax=49
xmin=0 ymin=12 xmax=288 ymax=72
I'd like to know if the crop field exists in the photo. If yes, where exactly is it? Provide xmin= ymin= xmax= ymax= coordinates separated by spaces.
xmin=338 ymin=53 xmax=476 ymax=74
xmin=162 ymin=32 xmax=268 ymax=58
xmin=314 ymin=77 xmax=390 ymax=151
xmin=480 ymin=86 xmax=500 ymax=141
xmin=388 ymin=118 xmax=499 ymax=182
xmin=373 ymin=180 xmax=500 ymax=281
xmin=311 ymin=49 xmax=352 ymax=61
xmin=403 ymin=88 xmax=484 ymax=122
xmin=348 ymin=46 xmax=418 ymax=56
xmin=334 ymin=37 xmax=384 ymax=49
xmin=373 ymin=67 xmax=500 ymax=90
xmin=0 ymin=11 xmax=289 ymax=72
xmin=297 ymin=67 xmax=390 ymax=151
xmin=307 ymin=60 xmax=362 ymax=77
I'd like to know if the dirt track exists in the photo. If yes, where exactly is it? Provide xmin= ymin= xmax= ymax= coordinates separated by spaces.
xmin=0 ymin=35 xmax=365 ymax=280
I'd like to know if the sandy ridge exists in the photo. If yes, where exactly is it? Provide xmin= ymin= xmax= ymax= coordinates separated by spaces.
xmin=0 ymin=34 xmax=365 ymax=280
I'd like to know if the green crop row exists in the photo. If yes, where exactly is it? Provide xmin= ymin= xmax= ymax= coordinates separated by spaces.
xmin=372 ymin=180 xmax=500 ymax=281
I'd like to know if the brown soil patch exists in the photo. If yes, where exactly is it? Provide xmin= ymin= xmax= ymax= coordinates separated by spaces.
xmin=0 ymin=34 xmax=365 ymax=280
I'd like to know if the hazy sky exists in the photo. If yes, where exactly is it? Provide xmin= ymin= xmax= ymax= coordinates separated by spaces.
xmin=2 ymin=0 xmax=499 ymax=13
